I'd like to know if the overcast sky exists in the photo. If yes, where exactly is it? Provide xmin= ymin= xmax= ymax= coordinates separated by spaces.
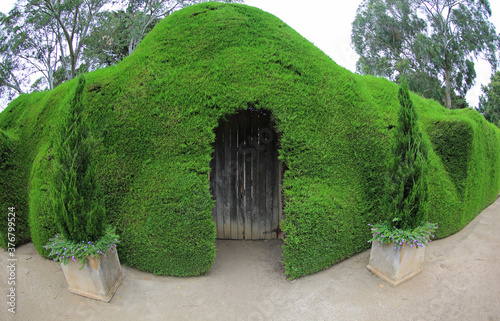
xmin=1 ymin=0 xmax=499 ymax=108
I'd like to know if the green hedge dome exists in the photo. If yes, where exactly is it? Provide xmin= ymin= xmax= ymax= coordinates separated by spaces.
xmin=1 ymin=3 xmax=499 ymax=278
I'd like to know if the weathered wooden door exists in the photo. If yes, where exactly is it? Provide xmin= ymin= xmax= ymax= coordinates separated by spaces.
xmin=210 ymin=109 xmax=281 ymax=239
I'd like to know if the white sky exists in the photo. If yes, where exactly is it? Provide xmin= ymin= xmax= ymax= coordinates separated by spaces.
xmin=1 ymin=0 xmax=499 ymax=108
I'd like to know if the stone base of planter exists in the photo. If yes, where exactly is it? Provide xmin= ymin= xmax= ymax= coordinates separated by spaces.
xmin=367 ymin=240 xmax=426 ymax=287
xmin=61 ymin=247 xmax=125 ymax=302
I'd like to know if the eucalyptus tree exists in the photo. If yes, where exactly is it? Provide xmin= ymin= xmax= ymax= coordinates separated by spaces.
xmin=0 ymin=14 xmax=27 ymax=100
xmin=23 ymin=0 xmax=111 ymax=81
xmin=82 ymin=0 xmax=243 ymax=69
xmin=352 ymin=0 xmax=500 ymax=109
xmin=3 ymin=6 xmax=61 ymax=91
xmin=478 ymin=71 xmax=500 ymax=126
xmin=0 ymin=0 xmax=243 ymax=109
xmin=125 ymin=0 xmax=243 ymax=56
xmin=125 ymin=0 xmax=184 ymax=56
xmin=82 ymin=10 xmax=132 ymax=69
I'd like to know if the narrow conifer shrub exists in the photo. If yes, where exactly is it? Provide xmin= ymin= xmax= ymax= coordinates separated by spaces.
xmin=388 ymin=79 xmax=429 ymax=229
xmin=45 ymin=76 xmax=119 ymax=267
xmin=369 ymin=80 xmax=437 ymax=247
xmin=50 ymin=75 xmax=105 ymax=243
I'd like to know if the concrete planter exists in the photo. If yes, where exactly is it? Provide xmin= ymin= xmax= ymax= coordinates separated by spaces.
xmin=60 ymin=246 xmax=125 ymax=302
xmin=367 ymin=240 xmax=426 ymax=287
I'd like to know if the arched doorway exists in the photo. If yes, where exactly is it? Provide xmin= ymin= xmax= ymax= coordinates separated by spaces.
xmin=210 ymin=108 xmax=282 ymax=239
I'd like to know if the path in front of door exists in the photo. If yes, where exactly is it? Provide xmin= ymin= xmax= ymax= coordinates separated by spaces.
xmin=6 ymin=197 xmax=500 ymax=321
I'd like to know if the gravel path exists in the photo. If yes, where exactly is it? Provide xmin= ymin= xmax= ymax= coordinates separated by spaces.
xmin=1 ymin=198 xmax=500 ymax=321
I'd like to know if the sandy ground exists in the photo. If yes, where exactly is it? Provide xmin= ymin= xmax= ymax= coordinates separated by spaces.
xmin=1 ymin=199 xmax=500 ymax=321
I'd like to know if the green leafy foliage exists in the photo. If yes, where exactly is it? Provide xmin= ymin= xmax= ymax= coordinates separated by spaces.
xmin=50 ymin=75 xmax=105 ymax=242
xmin=0 ymin=130 xmax=30 ymax=248
xmin=479 ymin=71 xmax=500 ymax=127
xmin=385 ymin=80 xmax=429 ymax=230
xmin=369 ymin=80 xmax=437 ymax=247
xmin=0 ymin=3 xmax=499 ymax=279
xmin=352 ymin=0 xmax=500 ymax=109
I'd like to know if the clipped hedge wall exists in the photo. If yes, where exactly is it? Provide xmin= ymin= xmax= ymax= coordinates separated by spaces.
xmin=0 ymin=129 xmax=30 ymax=248
xmin=0 ymin=3 xmax=499 ymax=278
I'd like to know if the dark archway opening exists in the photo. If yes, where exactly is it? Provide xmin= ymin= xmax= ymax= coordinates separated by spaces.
xmin=210 ymin=108 xmax=283 ymax=239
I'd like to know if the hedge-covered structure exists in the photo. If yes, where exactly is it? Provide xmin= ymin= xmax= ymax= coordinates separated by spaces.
xmin=1 ymin=3 xmax=499 ymax=279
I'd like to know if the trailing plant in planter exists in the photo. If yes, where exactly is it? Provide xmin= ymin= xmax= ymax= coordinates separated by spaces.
xmin=367 ymin=79 xmax=438 ymax=286
xmin=44 ymin=226 xmax=119 ymax=268
xmin=368 ymin=221 xmax=438 ymax=249
xmin=44 ymin=76 xmax=124 ymax=301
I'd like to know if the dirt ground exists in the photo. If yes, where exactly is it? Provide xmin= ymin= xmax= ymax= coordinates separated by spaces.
xmin=1 ymin=199 xmax=500 ymax=321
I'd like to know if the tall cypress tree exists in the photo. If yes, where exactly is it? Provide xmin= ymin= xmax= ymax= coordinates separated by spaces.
xmin=51 ymin=75 xmax=105 ymax=242
xmin=385 ymin=79 xmax=429 ymax=230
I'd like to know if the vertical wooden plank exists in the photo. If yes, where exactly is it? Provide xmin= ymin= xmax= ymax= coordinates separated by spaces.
xmin=264 ymin=117 xmax=274 ymax=239
xmin=243 ymin=110 xmax=253 ymax=240
xmin=223 ymin=119 xmax=232 ymax=239
xmin=258 ymin=112 xmax=267 ymax=240
xmin=250 ymin=110 xmax=260 ymax=239
xmin=229 ymin=114 xmax=239 ymax=239
xmin=236 ymin=111 xmax=245 ymax=239
xmin=215 ymin=122 xmax=224 ymax=239
xmin=270 ymin=120 xmax=280 ymax=239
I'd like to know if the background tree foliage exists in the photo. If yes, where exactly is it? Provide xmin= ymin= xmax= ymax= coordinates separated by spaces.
xmin=0 ymin=0 xmax=242 ymax=106
xmin=352 ymin=0 xmax=500 ymax=109
xmin=478 ymin=71 xmax=500 ymax=126
xmin=0 ymin=12 xmax=29 ymax=100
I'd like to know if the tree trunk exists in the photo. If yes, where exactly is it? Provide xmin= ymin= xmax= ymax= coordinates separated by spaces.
xmin=444 ymin=66 xmax=452 ymax=109
xmin=71 ymin=54 xmax=77 ymax=80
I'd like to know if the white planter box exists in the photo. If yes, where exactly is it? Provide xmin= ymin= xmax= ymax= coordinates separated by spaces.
xmin=61 ymin=246 xmax=125 ymax=302
xmin=367 ymin=240 xmax=426 ymax=287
